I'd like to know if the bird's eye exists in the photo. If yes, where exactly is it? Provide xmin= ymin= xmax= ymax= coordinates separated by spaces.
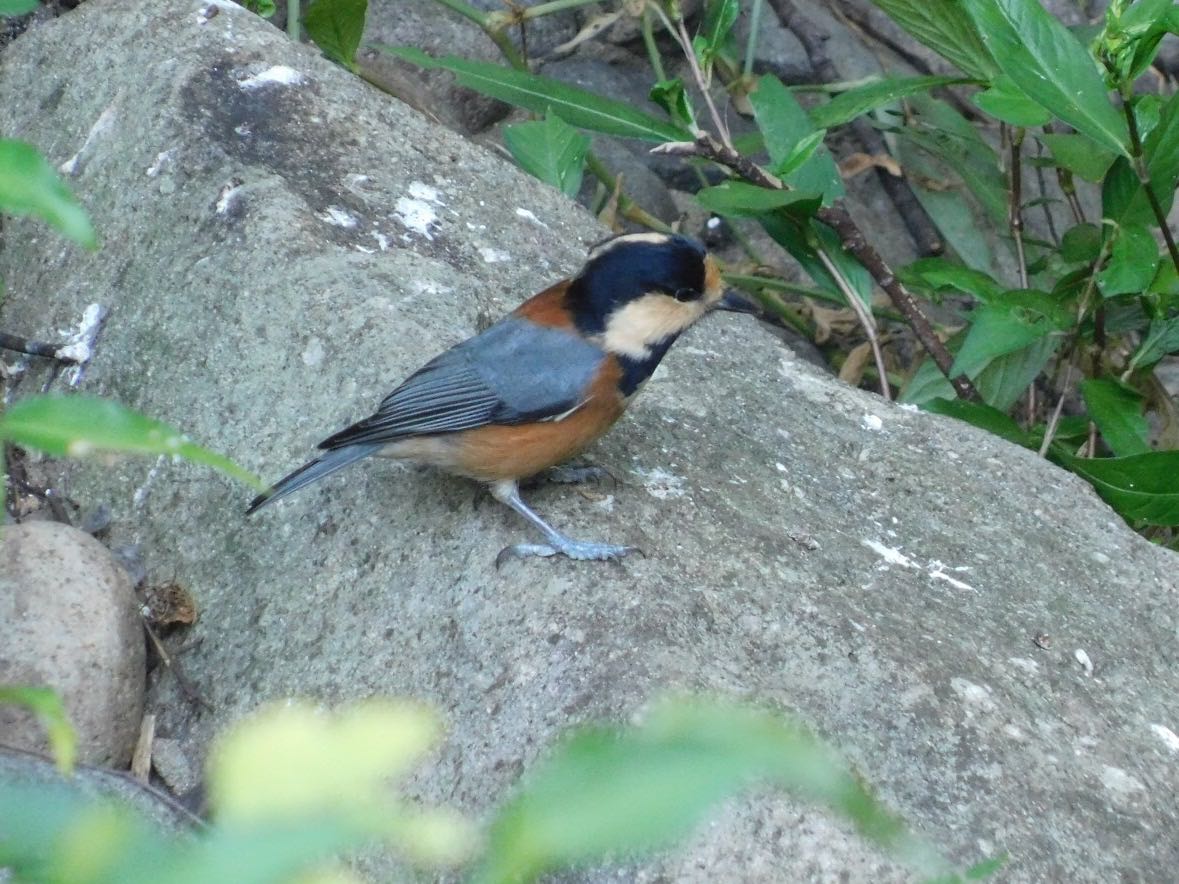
xmin=673 ymin=287 xmax=700 ymax=302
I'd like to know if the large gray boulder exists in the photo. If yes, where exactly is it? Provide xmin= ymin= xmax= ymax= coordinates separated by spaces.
xmin=1 ymin=0 xmax=1177 ymax=879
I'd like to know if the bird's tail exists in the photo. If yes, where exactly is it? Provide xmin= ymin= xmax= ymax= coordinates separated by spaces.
xmin=246 ymin=443 xmax=381 ymax=515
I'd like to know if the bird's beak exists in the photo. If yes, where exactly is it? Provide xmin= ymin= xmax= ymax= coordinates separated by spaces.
xmin=713 ymin=289 xmax=760 ymax=315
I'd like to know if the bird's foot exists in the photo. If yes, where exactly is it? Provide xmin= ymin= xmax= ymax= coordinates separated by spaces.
xmin=541 ymin=463 xmax=617 ymax=487
xmin=495 ymin=538 xmax=643 ymax=567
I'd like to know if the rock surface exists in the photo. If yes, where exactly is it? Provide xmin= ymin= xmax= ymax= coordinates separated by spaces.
xmin=1 ymin=0 xmax=1178 ymax=880
xmin=0 ymin=522 xmax=145 ymax=767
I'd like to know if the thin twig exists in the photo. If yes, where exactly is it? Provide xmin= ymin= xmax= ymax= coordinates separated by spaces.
xmin=1038 ymin=361 xmax=1075 ymax=457
xmin=143 ymin=620 xmax=214 ymax=714
xmin=1123 ymin=99 xmax=1179 ymax=276
xmin=1032 ymin=139 xmax=1060 ymax=246
xmin=816 ymin=247 xmax=892 ymax=398
xmin=0 ymin=332 xmax=79 ymax=363
xmin=1007 ymin=126 xmax=1029 ymax=289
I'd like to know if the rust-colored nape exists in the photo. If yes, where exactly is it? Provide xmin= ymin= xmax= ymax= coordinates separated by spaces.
xmin=512 ymin=280 xmax=576 ymax=329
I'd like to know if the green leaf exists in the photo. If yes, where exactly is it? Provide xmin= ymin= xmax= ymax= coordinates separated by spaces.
xmin=750 ymin=75 xmax=844 ymax=204
xmin=899 ymin=258 xmax=1005 ymax=303
xmin=502 ymin=112 xmax=589 ymax=197
xmin=0 ymin=395 xmax=265 ymax=491
xmin=0 ymin=687 xmax=76 ymax=774
xmin=963 ymin=0 xmax=1129 ymax=156
xmin=695 ymin=181 xmax=821 ymax=216
xmin=1057 ymin=451 xmax=1179 ymax=524
xmin=870 ymin=0 xmax=998 ymax=79
xmin=1127 ymin=316 xmax=1179 ymax=372
xmin=694 ymin=0 xmax=739 ymax=69
xmin=1060 ymin=222 xmax=1103 ymax=263
xmin=649 ymin=79 xmax=697 ymax=131
xmin=921 ymin=398 xmax=1032 ymax=447
xmin=974 ymin=334 xmax=1060 ymax=410
xmin=1098 ymin=223 xmax=1159 ymax=296
xmin=1140 ymin=90 xmax=1179 ymax=213
xmin=808 ymin=75 xmax=973 ymax=129
xmin=384 ymin=47 xmax=689 ymax=143
xmin=1040 ymin=132 xmax=1117 ymax=182
xmin=0 ymin=139 xmax=96 ymax=248
xmin=1080 ymin=378 xmax=1150 ymax=456
xmin=950 ymin=290 xmax=1071 ymax=377
xmin=0 ymin=0 xmax=39 ymax=14
xmin=972 ymin=75 xmax=1052 ymax=126
xmin=303 ymin=0 xmax=367 ymax=71
xmin=774 ymin=130 xmax=828 ymax=178
xmin=760 ymin=214 xmax=873 ymax=307
xmin=1102 ymin=156 xmax=1153 ymax=227
xmin=476 ymin=698 xmax=944 ymax=883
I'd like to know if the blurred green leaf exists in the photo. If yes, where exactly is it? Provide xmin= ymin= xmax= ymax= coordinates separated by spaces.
xmin=871 ymin=0 xmax=998 ymax=78
xmin=0 ymin=395 xmax=265 ymax=491
xmin=1098 ymin=224 xmax=1159 ymax=296
xmin=502 ymin=112 xmax=589 ymax=197
xmin=808 ymin=75 xmax=971 ymax=129
xmin=1102 ymin=156 xmax=1154 ymax=227
xmin=476 ymin=698 xmax=946 ymax=883
xmin=0 ymin=139 xmax=96 ymax=248
xmin=1060 ymin=222 xmax=1103 ymax=263
xmin=750 ymin=75 xmax=844 ymax=204
xmin=695 ymin=181 xmax=820 ymax=216
xmin=649 ymin=79 xmax=697 ymax=131
xmin=1058 ymin=451 xmax=1179 ymax=524
xmin=0 ymin=686 xmax=76 ymax=774
xmin=899 ymin=258 xmax=1005 ymax=303
xmin=384 ymin=48 xmax=688 ymax=142
xmin=1127 ymin=316 xmax=1179 ymax=372
xmin=963 ymin=0 xmax=1128 ymax=155
xmin=0 ymin=0 xmax=39 ymax=14
xmin=1080 ymin=378 xmax=1150 ymax=456
xmin=303 ymin=0 xmax=367 ymax=71
xmin=760 ymin=214 xmax=873 ymax=307
xmin=209 ymin=700 xmax=439 ymax=823
xmin=1040 ymin=132 xmax=1117 ymax=182
xmin=972 ymin=75 xmax=1051 ymax=126
xmin=921 ymin=398 xmax=1032 ymax=447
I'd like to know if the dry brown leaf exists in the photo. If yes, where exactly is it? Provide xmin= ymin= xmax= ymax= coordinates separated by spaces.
xmin=806 ymin=300 xmax=857 ymax=344
xmin=838 ymin=152 xmax=902 ymax=179
xmin=839 ymin=341 xmax=874 ymax=386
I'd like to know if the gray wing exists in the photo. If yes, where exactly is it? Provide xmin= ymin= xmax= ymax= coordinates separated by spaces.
xmin=318 ymin=317 xmax=605 ymax=450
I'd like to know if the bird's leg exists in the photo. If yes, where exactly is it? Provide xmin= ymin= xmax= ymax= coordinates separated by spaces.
xmin=489 ymin=480 xmax=641 ymax=565
xmin=540 ymin=462 xmax=616 ymax=487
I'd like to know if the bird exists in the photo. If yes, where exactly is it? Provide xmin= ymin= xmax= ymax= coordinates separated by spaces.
xmin=247 ymin=232 xmax=755 ymax=564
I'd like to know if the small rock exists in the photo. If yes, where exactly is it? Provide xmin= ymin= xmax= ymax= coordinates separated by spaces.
xmin=0 ymin=521 xmax=146 ymax=767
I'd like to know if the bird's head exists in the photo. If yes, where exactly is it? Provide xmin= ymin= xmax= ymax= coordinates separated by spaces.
xmin=567 ymin=232 xmax=750 ymax=361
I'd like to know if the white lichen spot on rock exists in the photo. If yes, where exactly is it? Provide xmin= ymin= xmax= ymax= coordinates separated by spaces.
xmin=302 ymin=337 xmax=325 ymax=367
xmin=1074 ymin=648 xmax=1094 ymax=676
xmin=395 ymin=197 xmax=439 ymax=240
xmin=1101 ymin=765 xmax=1145 ymax=800
xmin=950 ymin=677 xmax=997 ymax=714
xmin=1149 ymin=723 xmax=1179 ymax=753
xmin=60 ymin=104 xmax=118 ymax=177
xmin=146 ymin=149 xmax=175 ymax=176
xmin=861 ymin=413 xmax=884 ymax=432
xmin=862 ymin=539 xmax=916 ymax=568
xmin=632 ymin=466 xmax=687 ymax=500
xmin=319 ymin=206 xmax=359 ymax=228
xmin=515 ymin=207 xmax=548 ymax=228
xmin=239 ymin=65 xmax=305 ymax=90
xmin=479 ymin=247 xmax=511 ymax=263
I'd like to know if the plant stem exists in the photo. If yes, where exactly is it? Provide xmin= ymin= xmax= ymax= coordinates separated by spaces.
xmin=584 ymin=153 xmax=673 ymax=231
xmin=1007 ymin=126 xmax=1029 ymax=289
xmin=433 ymin=0 xmax=527 ymax=69
xmin=1122 ymin=97 xmax=1179 ymax=276
xmin=744 ymin=0 xmax=764 ymax=78
xmin=520 ymin=0 xmax=601 ymax=19
xmin=816 ymin=246 xmax=892 ymax=399
xmin=287 ymin=0 xmax=299 ymax=40
xmin=641 ymin=6 xmax=668 ymax=82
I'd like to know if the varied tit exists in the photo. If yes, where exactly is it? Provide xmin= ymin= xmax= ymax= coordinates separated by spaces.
xmin=247 ymin=232 xmax=755 ymax=564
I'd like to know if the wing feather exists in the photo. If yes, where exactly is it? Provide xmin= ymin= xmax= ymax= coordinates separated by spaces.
xmin=319 ymin=318 xmax=604 ymax=450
